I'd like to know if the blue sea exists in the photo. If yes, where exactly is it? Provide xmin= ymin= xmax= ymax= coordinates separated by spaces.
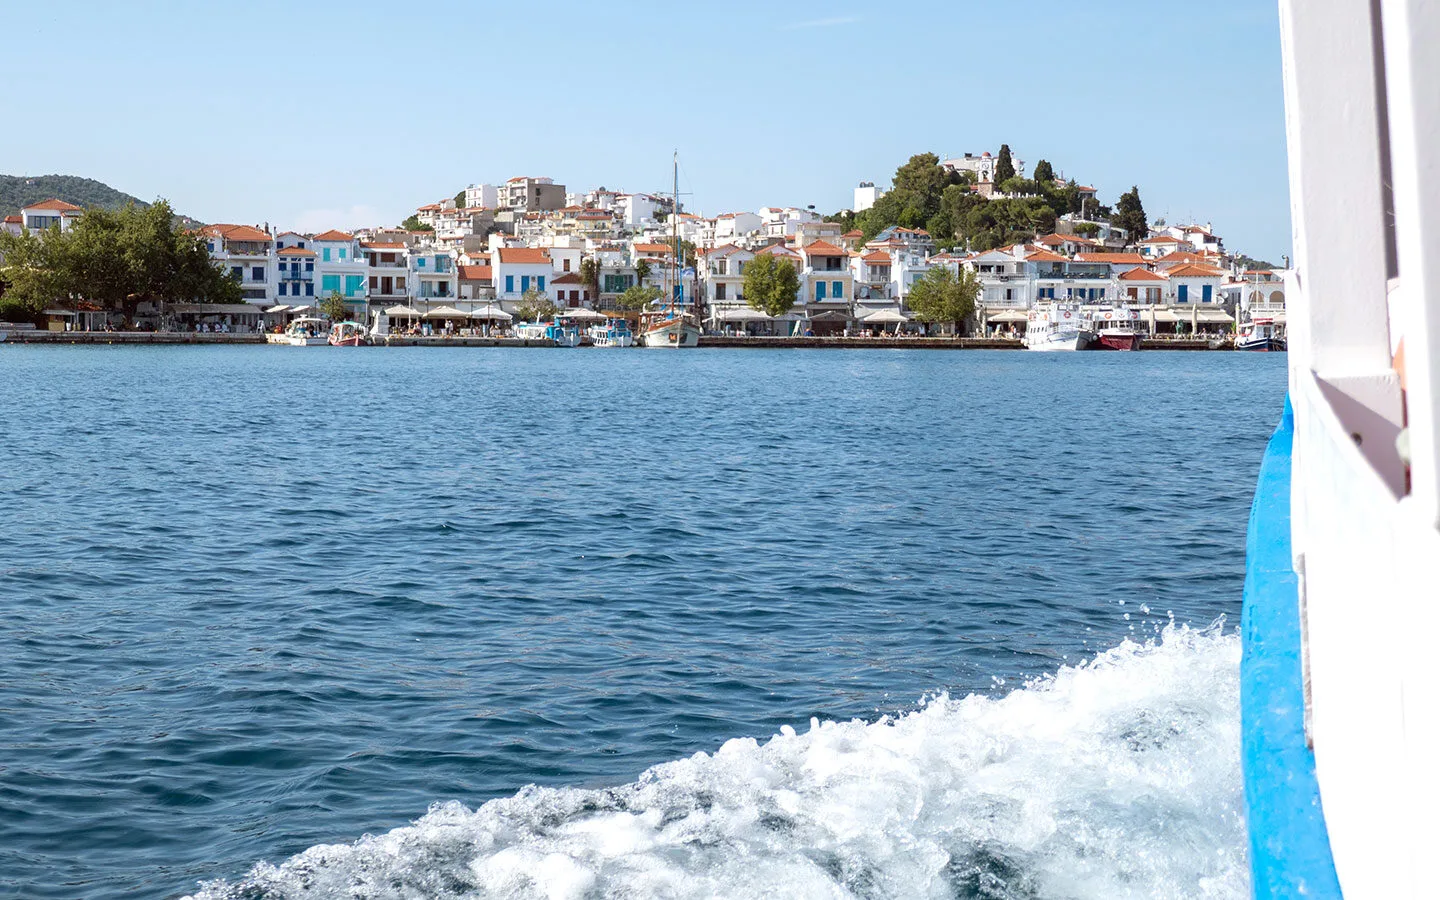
xmin=0 ymin=346 xmax=1285 ymax=899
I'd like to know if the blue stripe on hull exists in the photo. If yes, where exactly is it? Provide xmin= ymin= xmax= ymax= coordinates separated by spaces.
xmin=1240 ymin=396 xmax=1342 ymax=898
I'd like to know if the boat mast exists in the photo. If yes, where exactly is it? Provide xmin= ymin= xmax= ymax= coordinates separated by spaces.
xmin=672 ymin=150 xmax=679 ymax=312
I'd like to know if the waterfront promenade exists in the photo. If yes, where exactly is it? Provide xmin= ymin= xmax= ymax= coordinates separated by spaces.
xmin=4 ymin=331 xmax=1224 ymax=350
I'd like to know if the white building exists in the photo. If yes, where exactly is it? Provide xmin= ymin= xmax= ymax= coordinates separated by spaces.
xmin=464 ymin=183 xmax=498 ymax=210
xmin=853 ymin=181 xmax=881 ymax=213
xmin=201 ymin=224 xmax=275 ymax=304
xmin=313 ymin=230 xmax=368 ymax=315
xmin=19 ymin=198 xmax=83 ymax=232
xmin=274 ymin=232 xmax=317 ymax=306
xmin=361 ymin=240 xmax=409 ymax=308
xmin=411 ymin=247 xmax=457 ymax=306
xmin=493 ymin=247 xmax=554 ymax=307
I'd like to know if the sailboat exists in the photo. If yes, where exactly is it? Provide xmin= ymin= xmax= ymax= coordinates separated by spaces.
xmin=639 ymin=152 xmax=701 ymax=349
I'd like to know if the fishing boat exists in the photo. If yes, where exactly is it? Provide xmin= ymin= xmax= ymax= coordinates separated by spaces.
xmin=1242 ymin=2 xmax=1440 ymax=897
xmin=589 ymin=317 xmax=633 ymax=348
xmin=639 ymin=152 xmax=701 ymax=350
xmin=266 ymin=316 xmax=328 ymax=346
xmin=1085 ymin=306 xmax=1143 ymax=350
xmin=1236 ymin=317 xmax=1286 ymax=352
xmin=327 ymin=321 xmax=369 ymax=346
xmin=515 ymin=318 xmax=583 ymax=347
xmin=1023 ymin=303 xmax=1094 ymax=351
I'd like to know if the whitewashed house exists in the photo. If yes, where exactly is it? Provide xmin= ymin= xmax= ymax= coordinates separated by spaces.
xmin=361 ymin=240 xmax=409 ymax=308
xmin=201 ymin=224 xmax=275 ymax=304
xmin=493 ymin=247 xmax=554 ymax=307
xmin=411 ymin=247 xmax=457 ymax=306
xmin=313 ymin=230 xmax=368 ymax=315
xmin=19 ymin=198 xmax=83 ymax=232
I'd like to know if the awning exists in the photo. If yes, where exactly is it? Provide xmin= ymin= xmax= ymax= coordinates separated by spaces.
xmin=287 ymin=305 xmax=315 ymax=314
xmin=423 ymin=305 xmax=469 ymax=319
xmin=808 ymin=309 xmax=852 ymax=321
xmin=169 ymin=303 xmax=266 ymax=315
xmin=862 ymin=308 xmax=910 ymax=324
xmin=715 ymin=307 xmax=772 ymax=322
xmin=986 ymin=310 xmax=1029 ymax=323
xmin=265 ymin=305 xmax=290 ymax=314
xmin=1196 ymin=309 xmax=1235 ymax=323
xmin=42 ymin=308 xmax=76 ymax=317
xmin=384 ymin=305 xmax=423 ymax=317
xmin=557 ymin=307 xmax=607 ymax=321
xmin=1150 ymin=309 xmax=1182 ymax=323
xmin=470 ymin=305 xmax=513 ymax=321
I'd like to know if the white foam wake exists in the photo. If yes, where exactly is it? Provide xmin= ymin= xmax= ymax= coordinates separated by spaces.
xmin=190 ymin=623 xmax=1246 ymax=899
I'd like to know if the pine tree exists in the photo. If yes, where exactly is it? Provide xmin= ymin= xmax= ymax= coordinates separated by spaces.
xmin=994 ymin=145 xmax=1016 ymax=184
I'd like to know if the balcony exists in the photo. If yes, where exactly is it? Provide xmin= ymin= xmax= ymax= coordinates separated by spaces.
xmin=417 ymin=288 xmax=453 ymax=299
xmin=366 ymin=259 xmax=406 ymax=268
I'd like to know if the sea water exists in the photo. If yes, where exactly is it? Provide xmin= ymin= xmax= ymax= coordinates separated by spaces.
xmin=0 ymin=346 xmax=1285 ymax=898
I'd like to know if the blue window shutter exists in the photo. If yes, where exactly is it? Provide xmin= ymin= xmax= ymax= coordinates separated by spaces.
xmin=1203 ymin=284 xmax=1213 ymax=302
xmin=538 ymin=276 xmax=545 ymax=290
xmin=418 ymin=258 xmax=425 ymax=267
xmin=278 ymin=283 xmax=286 ymax=297
xmin=506 ymin=275 xmax=515 ymax=293
xmin=521 ymin=275 xmax=530 ymax=291
xmin=323 ymin=248 xmax=331 ymax=262
xmin=832 ymin=280 xmax=842 ymax=298
xmin=305 ymin=283 xmax=314 ymax=296
xmin=816 ymin=281 xmax=825 ymax=300
xmin=339 ymin=248 xmax=346 ymax=260
xmin=1178 ymin=284 xmax=1188 ymax=302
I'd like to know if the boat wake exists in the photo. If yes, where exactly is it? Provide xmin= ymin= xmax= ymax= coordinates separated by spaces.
xmin=189 ymin=623 xmax=1245 ymax=899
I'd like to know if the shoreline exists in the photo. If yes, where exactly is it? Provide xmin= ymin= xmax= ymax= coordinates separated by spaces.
xmin=1 ymin=331 xmax=1228 ymax=351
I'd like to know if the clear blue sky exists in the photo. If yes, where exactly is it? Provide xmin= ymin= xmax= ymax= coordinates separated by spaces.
xmin=5 ymin=0 xmax=1290 ymax=262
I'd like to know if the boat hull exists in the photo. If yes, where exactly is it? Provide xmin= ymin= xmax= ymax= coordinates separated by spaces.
xmin=1236 ymin=337 xmax=1287 ymax=351
xmin=328 ymin=336 xmax=367 ymax=347
xmin=641 ymin=321 xmax=700 ymax=348
xmin=267 ymin=334 xmax=328 ymax=346
xmin=1025 ymin=330 xmax=1091 ymax=351
xmin=1095 ymin=331 xmax=1142 ymax=351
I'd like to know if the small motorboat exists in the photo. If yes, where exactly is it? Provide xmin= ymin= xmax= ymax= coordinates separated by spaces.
xmin=328 ymin=321 xmax=369 ymax=346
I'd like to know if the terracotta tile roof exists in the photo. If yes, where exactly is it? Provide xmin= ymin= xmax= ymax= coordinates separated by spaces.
xmin=1155 ymin=250 xmax=1209 ymax=265
xmin=361 ymin=241 xmax=406 ymax=250
xmin=632 ymin=243 xmax=672 ymax=254
xmin=313 ymin=229 xmax=354 ymax=242
xmin=802 ymin=240 xmax=846 ymax=257
xmin=458 ymin=265 xmax=493 ymax=281
xmin=278 ymin=247 xmax=316 ymax=257
xmin=22 ymin=198 xmax=83 ymax=212
xmin=841 ymin=229 xmax=864 ymax=238
xmin=417 ymin=203 xmax=442 ymax=211
xmin=1118 ymin=267 xmax=1168 ymax=281
xmin=208 ymin=224 xmax=272 ymax=242
xmin=1025 ymin=249 xmax=1070 ymax=263
xmin=758 ymin=244 xmax=800 ymax=258
xmin=861 ymin=250 xmax=892 ymax=263
xmin=551 ymin=272 xmax=582 ymax=284
xmin=1139 ymin=234 xmax=1183 ymax=244
xmin=496 ymin=247 xmax=550 ymax=264
xmin=1165 ymin=263 xmax=1227 ymax=278
xmin=3 ymin=215 xmax=21 ymax=224
xmin=1075 ymin=252 xmax=1146 ymax=264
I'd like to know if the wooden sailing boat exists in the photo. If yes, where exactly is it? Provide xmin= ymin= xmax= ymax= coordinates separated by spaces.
xmin=639 ymin=151 xmax=701 ymax=348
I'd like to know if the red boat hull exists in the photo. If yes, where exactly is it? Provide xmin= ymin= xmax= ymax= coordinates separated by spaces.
xmin=1096 ymin=332 xmax=1142 ymax=351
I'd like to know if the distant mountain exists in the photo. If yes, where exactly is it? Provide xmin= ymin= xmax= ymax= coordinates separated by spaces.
xmin=0 ymin=174 xmax=203 ymax=227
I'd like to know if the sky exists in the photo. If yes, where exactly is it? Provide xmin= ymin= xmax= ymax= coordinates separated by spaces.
xmin=3 ymin=0 xmax=1291 ymax=262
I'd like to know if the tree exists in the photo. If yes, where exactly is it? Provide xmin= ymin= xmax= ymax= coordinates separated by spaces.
xmin=617 ymin=284 xmax=662 ymax=310
xmin=1032 ymin=159 xmax=1055 ymax=185
xmin=635 ymin=258 xmax=652 ymax=284
xmin=742 ymin=253 xmax=800 ymax=318
xmin=400 ymin=214 xmax=432 ymax=232
xmin=454 ymin=190 xmax=466 ymax=208
xmin=579 ymin=257 xmax=600 ymax=298
xmin=319 ymin=290 xmax=349 ymax=322
xmin=994 ymin=144 xmax=1016 ymax=184
xmin=906 ymin=266 xmax=979 ymax=335
xmin=0 ymin=225 xmax=67 ymax=323
xmin=515 ymin=288 xmax=558 ymax=321
xmin=664 ymin=236 xmax=697 ymax=269
xmin=1114 ymin=186 xmax=1148 ymax=244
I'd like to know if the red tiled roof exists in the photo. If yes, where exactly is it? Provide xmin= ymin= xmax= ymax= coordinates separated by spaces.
xmin=458 ymin=265 xmax=493 ymax=281
xmin=802 ymin=240 xmax=846 ymax=257
xmin=3 ymin=215 xmax=21 ymax=224
xmin=841 ymin=229 xmax=864 ymax=238
xmin=1076 ymin=252 xmax=1146 ymax=264
xmin=1165 ymin=264 xmax=1226 ymax=278
xmin=1156 ymin=250 xmax=1209 ymax=264
xmin=206 ymin=224 xmax=272 ymax=242
xmin=496 ymin=247 xmax=550 ymax=264
xmin=632 ymin=243 xmax=672 ymax=254
xmin=551 ymin=273 xmax=582 ymax=284
xmin=22 ymin=198 xmax=83 ymax=212
xmin=361 ymin=241 xmax=406 ymax=250
xmin=1140 ymin=234 xmax=1183 ymax=244
xmin=1025 ymin=249 xmax=1070 ymax=263
xmin=313 ymin=230 xmax=354 ymax=242
xmin=278 ymin=247 xmax=316 ymax=257
xmin=861 ymin=250 xmax=892 ymax=263
xmin=1119 ymin=267 xmax=1168 ymax=281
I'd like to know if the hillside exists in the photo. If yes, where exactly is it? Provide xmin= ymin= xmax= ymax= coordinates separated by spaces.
xmin=0 ymin=174 xmax=203 ymax=227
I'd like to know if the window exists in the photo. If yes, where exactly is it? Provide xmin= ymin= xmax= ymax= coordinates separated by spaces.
xmin=506 ymin=275 xmax=515 ymax=293
xmin=346 ymin=275 xmax=365 ymax=296
xmin=252 ymin=266 xmax=264 ymax=282
xmin=396 ymin=278 xmax=405 ymax=290
xmin=230 ymin=266 xmax=242 ymax=281
xmin=1178 ymin=284 xmax=1189 ymax=303
xmin=322 ymin=275 xmax=340 ymax=293
xmin=715 ymin=283 xmax=727 ymax=300
xmin=520 ymin=275 xmax=530 ymax=292
xmin=417 ymin=258 xmax=426 ymax=267
xmin=305 ymin=262 xmax=313 ymax=272
xmin=304 ymin=282 xmax=314 ymax=296
xmin=537 ymin=276 xmax=545 ymax=291
xmin=563 ymin=258 xmax=571 ymax=272
xmin=339 ymin=248 xmax=346 ymax=260
xmin=278 ymin=283 xmax=287 ymax=297
xmin=322 ymin=248 xmax=331 ymax=262
xmin=370 ymin=276 xmax=379 ymax=289
xmin=816 ymin=281 xmax=826 ymax=300
xmin=207 ymin=242 xmax=215 ymax=253
xmin=832 ymin=281 xmax=843 ymax=298
xmin=1202 ymin=284 xmax=1213 ymax=303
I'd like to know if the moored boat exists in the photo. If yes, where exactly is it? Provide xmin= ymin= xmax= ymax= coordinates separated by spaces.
xmin=515 ymin=319 xmax=583 ymax=346
xmin=1085 ymin=306 xmax=1143 ymax=350
xmin=1236 ymin=317 xmax=1286 ymax=351
xmin=328 ymin=321 xmax=369 ymax=346
xmin=639 ymin=311 xmax=701 ymax=348
xmin=267 ymin=316 xmax=329 ymax=346
xmin=589 ymin=317 xmax=633 ymax=348
xmin=1024 ymin=303 xmax=1094 ymax=351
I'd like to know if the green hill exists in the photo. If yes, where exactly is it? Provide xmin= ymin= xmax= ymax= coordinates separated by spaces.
xmin=0 ymin=174 xmax=203 ymax=226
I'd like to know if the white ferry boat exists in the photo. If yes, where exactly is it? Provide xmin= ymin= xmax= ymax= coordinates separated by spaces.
xmin=1242 ymin=2 xmax=1440 ymax=897
xmin=266 ymin=317 xmax=328 ymax=346
xmin=515 ymin=319 xmax=583 ymax=347
xmin=1024 ymin=303 xmax=1094 ymax=351
xmin=1085 ymin=305 xmax=1143 ymax=351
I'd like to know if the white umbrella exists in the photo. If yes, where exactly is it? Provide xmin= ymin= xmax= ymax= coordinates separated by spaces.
xmin=556 ymin=307 xmax=607 ymax=321
xmin=423 ymin=305 xmax=468 ymax=319
xmin=862 ymin=308 xmax=910 ymax=324
xmin=471 ymin=305 xmax=513 ymax=321
xmin=385 ymin=304 xmax=422 ymax=318
xmin=718 ymin=307 xmax=773 ymax=322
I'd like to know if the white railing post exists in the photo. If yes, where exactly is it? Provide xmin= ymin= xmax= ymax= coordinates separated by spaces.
xmin=1381 ymin=0 xmax=1440 ymax=527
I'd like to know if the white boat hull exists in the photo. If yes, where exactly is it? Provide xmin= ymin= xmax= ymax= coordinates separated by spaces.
xmin=592 ymin=334 xmax=633 ymax=348
xmin=641 ymin=320 xmax=700 ymax=348
xmin=266 ymin=334 xmax=328 ymax=346
xmin=1025 ymin=330 xmax=1086 ymax=351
